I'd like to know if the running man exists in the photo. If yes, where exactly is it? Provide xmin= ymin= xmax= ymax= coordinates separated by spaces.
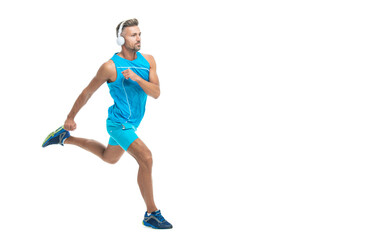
xmin=42 ymin=18 xmax=172 ymax=229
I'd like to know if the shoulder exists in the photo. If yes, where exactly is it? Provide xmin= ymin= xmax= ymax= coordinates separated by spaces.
xmin=100 ymin=59 xmax=116 ymax=73
xmin=141 ymin=53 xmax=156 ymax=68
xmin=97 ymin=59 xmax=116 ymax=81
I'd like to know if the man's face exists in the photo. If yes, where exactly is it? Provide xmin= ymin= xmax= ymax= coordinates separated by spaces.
xmin=122 ymin=26 xmax=141 ymax=51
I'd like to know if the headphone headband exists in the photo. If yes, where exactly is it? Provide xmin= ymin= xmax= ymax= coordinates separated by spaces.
xmin=118 ymin=20 xmax=127 ymax=37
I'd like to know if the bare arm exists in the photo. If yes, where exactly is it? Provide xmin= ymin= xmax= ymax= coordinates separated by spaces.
xmin=64 ymin=60 xmax=116 ymax=131
xmin=121 ymin=54 xmax=160 ymax=99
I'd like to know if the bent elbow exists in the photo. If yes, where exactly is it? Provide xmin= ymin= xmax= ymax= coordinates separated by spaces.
xmin=154 ymin=89 xmax=160 ymax=99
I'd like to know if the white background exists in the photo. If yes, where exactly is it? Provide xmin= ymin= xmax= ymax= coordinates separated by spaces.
xmin=1 ymin=0 xmax=383 ymax=239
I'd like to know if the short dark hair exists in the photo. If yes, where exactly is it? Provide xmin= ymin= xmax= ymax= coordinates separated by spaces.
xmin=116 ymin=18 xmax=139 ymax=37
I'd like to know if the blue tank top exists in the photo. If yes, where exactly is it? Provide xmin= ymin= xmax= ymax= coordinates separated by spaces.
xmin=107 ymin=52 xmax=150 ymax=129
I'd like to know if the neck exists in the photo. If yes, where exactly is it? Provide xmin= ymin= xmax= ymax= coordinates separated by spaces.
xmin=118 ymin=47 xmax=138 ymax=61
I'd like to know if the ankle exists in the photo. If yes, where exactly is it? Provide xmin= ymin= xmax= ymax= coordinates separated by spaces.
xmin=147 ymin=208 xmax=158 ymax=213
xmin=64 ymin=136 xmax=73 ymax=144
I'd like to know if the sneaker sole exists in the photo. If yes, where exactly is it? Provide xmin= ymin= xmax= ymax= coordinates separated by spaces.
xmin=42 ymin=126 xmax=65 ymax=147
xmin=142 ymin=220 xmax=172 ymax=229
xmin=143 ymin=221 xmax=159 ymax=229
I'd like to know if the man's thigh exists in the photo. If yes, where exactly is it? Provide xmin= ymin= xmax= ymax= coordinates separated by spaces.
xmin=127 ymin=138 xmax=152 ymax=162
xmin=104 ymin=144 xmax=125 ymax=163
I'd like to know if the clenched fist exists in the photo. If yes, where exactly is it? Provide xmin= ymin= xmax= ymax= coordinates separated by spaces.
xmin=121 ymin=68 xmax=141 ymax=81
xmin=64 ymin=118 xmax=77 ymax=131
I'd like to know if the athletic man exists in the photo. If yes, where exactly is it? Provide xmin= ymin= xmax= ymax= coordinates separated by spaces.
xmin=42 ymin=18 xmax=172 ymax=229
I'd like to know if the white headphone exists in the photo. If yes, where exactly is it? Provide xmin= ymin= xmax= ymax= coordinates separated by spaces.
xmin=116 ymin=20 xmax=127 ymax=46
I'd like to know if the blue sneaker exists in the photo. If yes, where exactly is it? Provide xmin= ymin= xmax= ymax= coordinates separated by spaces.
xmin=42 ymin=126 xmax=70 ymax=147
xmin=143 ymin=210 xmax=173 ymax=229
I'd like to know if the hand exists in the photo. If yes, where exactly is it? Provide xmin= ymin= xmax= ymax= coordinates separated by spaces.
xmin=64 ymin=118 xmax=77 ymax=131
xmin=121 ymin=68 xmax=140 ymax=81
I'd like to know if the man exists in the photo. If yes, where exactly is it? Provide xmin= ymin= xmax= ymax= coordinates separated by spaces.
xmin=42 ymin=18 xmax=172 ymax=229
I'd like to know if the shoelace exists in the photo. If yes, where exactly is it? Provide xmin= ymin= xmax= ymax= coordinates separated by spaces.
xmin=154 ymin=212 xmax=165 ymax=222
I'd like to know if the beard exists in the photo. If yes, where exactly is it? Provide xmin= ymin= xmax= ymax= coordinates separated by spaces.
xmin=134 ymin=44 xmax=141 ymax=51
xmin=124 ymin=41 xmax=141 ymax=52
xmin=128 ymin=42 xmax=141 ymax=52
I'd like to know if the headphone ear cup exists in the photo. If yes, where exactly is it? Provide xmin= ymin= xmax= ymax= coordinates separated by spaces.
xmin=116 ymin=36 xmax=125 ymax=46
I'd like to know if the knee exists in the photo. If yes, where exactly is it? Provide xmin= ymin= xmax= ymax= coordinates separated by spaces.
xmin=102 ymin=155 xmax=119 ymax=165
xmin=107 ymin=158 xmax=119 ymax=164
xmin=139 ymin=151 xmax=153 ymax=169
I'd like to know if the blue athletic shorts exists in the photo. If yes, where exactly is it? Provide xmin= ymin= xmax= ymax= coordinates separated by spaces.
xmin=106 ymin=119 xmax=139 ymax=151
